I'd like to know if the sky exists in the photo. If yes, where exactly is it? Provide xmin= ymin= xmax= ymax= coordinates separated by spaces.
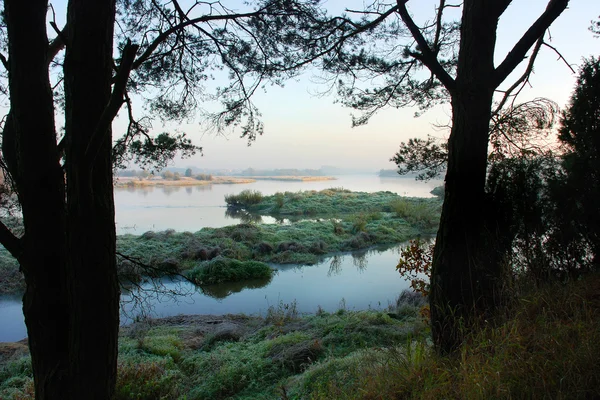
xmin=158 ymin=0 xmax=599 ymax=172
xmin=40 ymin=0 xmax=600 ymax=172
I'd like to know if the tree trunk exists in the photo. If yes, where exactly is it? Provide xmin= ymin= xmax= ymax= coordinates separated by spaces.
xmin=430 ymin=1 xmax=501 ymax=354
xmin=63 ymin=0 xmax=119 ymax=398
xmin=4 ymin=1 xmax=70 ymax=398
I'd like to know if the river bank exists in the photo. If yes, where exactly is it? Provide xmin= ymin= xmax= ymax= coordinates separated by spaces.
xmin=2 ymin=274 xmax=599 ymax=399
xmin=114 ymin=175 xmax=336 ymax=188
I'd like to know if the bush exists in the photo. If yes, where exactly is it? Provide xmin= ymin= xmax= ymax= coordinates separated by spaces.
xmin=186 ymin=256 xmax=272 ymax=285
xmin=225 ymin=190 xmax=264 ymax=207
xmin=195 ymin=173 xmax=213 ymax=181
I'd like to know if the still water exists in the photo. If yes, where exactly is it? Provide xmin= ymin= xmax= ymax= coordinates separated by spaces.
xmin=0 ymin=175 xmax=438 ymax=342
xmin=115 ymin=174 xmax=441 ymax=234
xmin=1 ymin=245 xmax=411 ymax=342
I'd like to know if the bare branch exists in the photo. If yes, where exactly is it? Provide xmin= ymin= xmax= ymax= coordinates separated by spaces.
xmin=85 ymin=41 xmax=139 ymax=164
xmin=494 ymin=0 xmax=569 ymax=87
xmin=493 ymin=36 xmax=543 ymax=116
xmin=542 ymin=41 xmax=576 ymax=73
xmin=396 ymin=0 xmax=456 ymax=92
xmin=47 ymin=23 xmax=68 ymax=66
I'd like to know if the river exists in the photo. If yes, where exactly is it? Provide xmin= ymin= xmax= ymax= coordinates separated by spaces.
xmin=0 ymin=175 xmax=439 ymax=342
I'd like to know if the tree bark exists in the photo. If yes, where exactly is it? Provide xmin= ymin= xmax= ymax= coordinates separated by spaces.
xmin=430 ymin=0 xmax=500 ymax=354
xmin=63 ymin=0 xmax=119 ymax=398
xmin=4 ymin=1 xmax=70 ymax=398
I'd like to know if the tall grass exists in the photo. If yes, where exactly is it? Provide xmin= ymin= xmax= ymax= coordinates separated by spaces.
xmin=224 ymin=190 xmax=264 ymax=207
xmin=304 ymin=274 xmax=600 ymax=399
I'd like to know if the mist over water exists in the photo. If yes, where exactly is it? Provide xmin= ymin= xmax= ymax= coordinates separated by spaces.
xmin=115 ymin=174 xmax=441 ymax=234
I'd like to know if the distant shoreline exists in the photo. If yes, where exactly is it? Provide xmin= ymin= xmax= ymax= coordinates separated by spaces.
xmin=114 ymin=175 xmax=336 ymax=188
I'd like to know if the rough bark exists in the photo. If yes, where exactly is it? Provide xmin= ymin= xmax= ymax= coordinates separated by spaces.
xmin=4 ymin=0 xmax=70 ymax=398
xmin=430 ymin=1 xmax=499 ymax=354
xmin=63 ymin=0 xmax=119 ymax=398
xmin=429 ymin=0 xmax=570 ymax=354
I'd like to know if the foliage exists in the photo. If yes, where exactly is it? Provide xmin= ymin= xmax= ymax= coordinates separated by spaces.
xmin=224 ymin=190 xmax=264 ymax=208
xmin=194 ymin=173 xmax=213 ymax=181
xmin=391 ymin=98 xmax=560 ymax=181
xmin=591 ymin=16 xmax=600 ymax=37
xmin=553 ymin=57 xmax=600 ymax=267
xmin=429 ymin=185 xmax=444 ymax=199
xmin=396 ymin=239 xmax=433 ymax=296
xmin=186 ymin=257 xmax=273 ymax=285
xmin=391 ymin=135 xmax=448 ymax=181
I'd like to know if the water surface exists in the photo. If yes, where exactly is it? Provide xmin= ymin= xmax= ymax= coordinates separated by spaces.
xmin=115 ymin=175 xmax=441 ymax=234
xmin=1 ymin=245 xmax=411 ymax=342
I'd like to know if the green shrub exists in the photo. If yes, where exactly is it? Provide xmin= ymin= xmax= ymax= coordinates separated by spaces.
xmin=225 ymin=190 xmax=264 ymax=207
xmin=186 ymin=256 xmax=273 ymax=285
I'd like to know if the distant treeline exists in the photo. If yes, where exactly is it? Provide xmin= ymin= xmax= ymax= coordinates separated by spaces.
xmin=233 ymin=168 xmax=324 ymax=177
xmin=118 ymin=169 xmax=152 ymax=178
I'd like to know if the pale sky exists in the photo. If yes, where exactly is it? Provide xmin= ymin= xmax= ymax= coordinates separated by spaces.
xmin=161 ymin=0 xmax=600 ymax=172
xmin=18 ymin=1 xmax=600 ymax=172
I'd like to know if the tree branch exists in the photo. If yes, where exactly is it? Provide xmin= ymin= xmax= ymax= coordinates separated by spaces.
xmin=47 ymin=23 xmax=68 ymax=66
xmin=396 ymin=0 xmax=456 ymax=92
xmin=493 ymin=0 xmax=569 ymax=87
xmin=84 ymin=41 xmax=139 ymax=164
xmin=0 ymin=53 xmax=8 ymax=71
xmin=542 ymin=41 xmax=575 ymax=73
xmin=493 ymin=36 xmax=543 ymax=116
xmin=0 ymin=219 xmax=23 ymax=260
xmin=132 ymin=9 xmax=266 ymax=70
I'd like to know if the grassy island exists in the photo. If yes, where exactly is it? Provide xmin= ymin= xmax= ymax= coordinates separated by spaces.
xmin=0 ymin=189 xmax=441 ymax=295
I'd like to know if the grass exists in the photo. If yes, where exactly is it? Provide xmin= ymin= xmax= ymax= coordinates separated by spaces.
xmin=114 ymin=214 xmax=427 ymax=274
xmin=225 ymin=188 xmax=441 ymax=219
xmin=4 ymin=274 xmax=599 ymax=399
xmin=0 ymin=290 xmax=429 ymax=400
xmin=304 ymin=274 xmax=600 ymax=399
xmin=0 ymin=189 xmax=440 ymax=294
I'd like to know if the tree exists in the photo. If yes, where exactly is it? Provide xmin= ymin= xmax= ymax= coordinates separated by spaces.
xmin=0 ymin=0 xmax=335 ymax=398
xmin=312 ymin=0 xmax=570 ymax=353
xmin=554 ymin=57 xmax=600 ymax=266
xmin=185 ymin=167 xmax=193 ymax=177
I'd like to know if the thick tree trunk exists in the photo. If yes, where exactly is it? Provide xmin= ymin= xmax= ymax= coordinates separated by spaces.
xmin=64 ymin=0 xmax=119 ymax=398
xmin=4 ymin=1 xmax=70 ymax=398
xmin=430 ymin=1 xmax=501 ymax=354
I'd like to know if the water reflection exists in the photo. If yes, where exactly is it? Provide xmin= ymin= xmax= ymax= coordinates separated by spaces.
xmin=225 ymin=207 xmax=263 ymax=224
xmin=195 ymin=184 xmax=212 ymax=192
xmin=2 ymin=243 xmax=416 ymax=341
xmin=162 ymin=186 xmax=181 ymax=195
xmin=185 ymin=187 xmax=193 ymax=195
xmin=328 ymin=255 xmax=342 ymax=276
xmin=199 ymin=276 xmax=273 ymax=299
xmin=351 ymin=250 xmax=368 ymax=271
